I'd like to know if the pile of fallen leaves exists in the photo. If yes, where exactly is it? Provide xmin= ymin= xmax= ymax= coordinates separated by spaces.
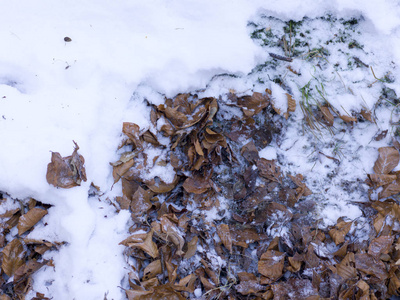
xmin=112 ymin=90 xmax=400 ymax=299
xmin=0 ymin=196 xmax=62 ymax=300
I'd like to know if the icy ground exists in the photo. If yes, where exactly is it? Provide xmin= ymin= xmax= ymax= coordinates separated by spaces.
xmin=1 ymin=1 xmax=400 ymax=299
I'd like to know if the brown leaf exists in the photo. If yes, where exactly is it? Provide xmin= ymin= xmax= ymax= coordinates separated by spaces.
xmin=355 ymin=253 xmax=388 ymax=280
xmin=235 ymin=280 xmax=265 ymax=295
xmin=336 ymin=253 xmax=357 ymax=280
xmin=2 ymin=239 xmax=25 ymax=277
xmin=379 ymin=178 xmax=400 ymax=199
xmin=182 ymin=176 xmax=210 ymax=194
xmin=320 ymin=106 xmax=334 ymax=126
xmin=123 ymin=230 xmax=159 ymax=258
xmin=241 ymin=141 xmax=259 ymax=164
xmin=145 ymin=175 xmax=179 ymax=194
xmin=339 ymin=114 xmax=357 ymax=123
xmin=160 ymin=216 xmax=185 ymax=255
xmin=14 ymin=260 xmax=47 ymax=282
xmin=271 ymin=279 xmax=318 ymax=299
xmin=216 ymin=224 xmax=232 ymax=253
xmin=17 ymin=208 xmax=48 ymax=236
xmin=373 ymin=147 xmax=400 ymax=174
xmin=258 ymin=250 xmax=284 ymax=281
xmin=368 ymin=173 xmax=396 ymax=188
xmin=174 ymin=274 xmax=197 ymax=293
xmin=283 ymin=93 xmax=296 ymax=119
xmin=237 ymin=92 xmax=270 ymax=117
xmin=111 ymin=152 xmax=137 ymax=183
xmin=122 ymin=122 xmax=142 ymax=149
xmin=257 ymin=158 xmax=282 ymax=183
xmin=184 ymin=236 xmax=198 ymax=259
xmin=329 ymin=219 xmax=352 ymax=245
xmin=368 ymin=235 xmax=394 ymax=258
xmin=361 ymin=109 xmax=373 ymax=122
xmin=287 ymin=256 xmax=302 ymax=272
xmin=46 ymin=142 xmax=87 ymax=188
xmin=130 ymin=187 xmax=152 ymax=219
xmin=139 ymin=284 xmax=185 ymax=300
xmin=143 ymin=259 xmax=162 ymax=281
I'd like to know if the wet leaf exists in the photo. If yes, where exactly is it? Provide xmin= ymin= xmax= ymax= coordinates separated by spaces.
xmin=258 ymin=250 xmax=284 ymax=281
xmin=2 ymin=239 xmax=25 ymax=277
xmin=216 ymin=224 xmax=232 ymax=253
xmin=17 ymin=208 xmax=48 ymax=236
xmin=46 ymin=142 xmax=87 ymax=188
xmin=373 ymin=147 xmax=400 ymax=174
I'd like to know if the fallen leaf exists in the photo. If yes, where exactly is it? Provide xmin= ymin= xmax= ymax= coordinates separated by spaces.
xmin=143 ymin=259 xmax=162 ymax=281
xmin=182 ymin=176 xmax=210 ymax=194
xmin=174 ymin=274 xmax=197 ymax=293
xmin=216 ymin=224 xmax=232 ymax=253
xmin=336 ymin=252 xmax=357 ymax=280
xmin=329 ymin=219 xmax=352 ymax=245
xmin=17 ymin=208 xmax=48 ymax=236
xmin=184 ymin=236 xmax=198 ymax=259
xmin=368 ymin=235 xmax=394 ymax=258
xmin=373 ymin=147 xmax=400 ymax=174
xmin=258 ymin=250 xmax=284 ymax=281
xmin=46 ymin=142 xmax=87 ymax=188
xmin=355 ymin=253 xmax=388 ymax=281
xmin=368 ymin=173 xmax=396 ymax=188
xmin=320 ymin=106 xmax=334 ymax=126
xmin=130 ymin=187 xmax=152 ymax=219
xmin=339 ymin=114 xmax=357 ymax=123
xmin=123 ymin=230 xmax=159 ymax=259
xmin=2 ymin=239 xmax=25 ymax=277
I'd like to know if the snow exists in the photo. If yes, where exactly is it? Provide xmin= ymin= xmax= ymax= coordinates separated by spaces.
xmin=1 ymin=0 xmax=400 ymax=299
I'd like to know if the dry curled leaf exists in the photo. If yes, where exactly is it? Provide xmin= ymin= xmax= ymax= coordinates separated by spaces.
xmin=216 ymin=224 xmax=232 ymax=253
xmin=320 ymin=106 xmax=334 ymax=126
xmin=46 ymin=141 xmax=87 ymax=188
xmin=373 ymin=147 xmax=400 ymax=174
xmin=121 ymin=230 xmax=159 ymax=258
xmin=2 ymin=239 xmax=25 ymax=277
xmin=17 ymin=208 xmax=48 ymax=236
xmin=329 ymin=219 xmax=352 ymax=245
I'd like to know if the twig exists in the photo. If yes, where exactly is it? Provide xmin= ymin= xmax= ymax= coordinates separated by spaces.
xmin=269 ymin=53 xmax=293 ymax=62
